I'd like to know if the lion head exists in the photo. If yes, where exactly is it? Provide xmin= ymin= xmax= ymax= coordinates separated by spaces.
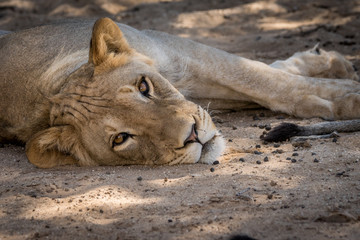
xmin=25 ymin=18 xmax=225 ymax=168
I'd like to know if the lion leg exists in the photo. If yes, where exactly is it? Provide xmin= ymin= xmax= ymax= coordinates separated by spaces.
xmin=250 ymin=75 xmax=360 ymax=120
xmin=253 ymin=63 xmax=360 ymax=119
xmin=188 ymin=56 xmax=360 ymax=119
xmin=270 ymin=44 xmax=359 ymax=81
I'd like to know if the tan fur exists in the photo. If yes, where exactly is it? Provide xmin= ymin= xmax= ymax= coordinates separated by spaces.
xmin=270 ymin=44 xmax=359 ymax=81
xmin=26 ymin=126 xmax=86 ymax=168
xmin=89 ymin=18 xmax=133 ymax=74
xmin=0 ymin=18 xmax=359 ymax=168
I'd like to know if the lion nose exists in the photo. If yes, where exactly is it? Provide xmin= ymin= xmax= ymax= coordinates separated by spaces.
xmin=184 ymin=124 xmax=200 ymax=146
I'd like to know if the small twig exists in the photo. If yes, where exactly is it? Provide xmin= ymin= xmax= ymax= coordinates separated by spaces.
xmin=236 ymin=187 xmax=251 ymax=196
xmin=291 ymin=131 xmax=339 ymax=142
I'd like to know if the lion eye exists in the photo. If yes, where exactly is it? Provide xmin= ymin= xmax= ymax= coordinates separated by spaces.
xmin=113 ymin=133 xmax=130 ymax=147
xmin=139 ymin=77 xmax=150 ymax=96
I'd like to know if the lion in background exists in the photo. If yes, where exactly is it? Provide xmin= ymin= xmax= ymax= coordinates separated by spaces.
xmin=0 ymin=18 xmax=359 ymax=168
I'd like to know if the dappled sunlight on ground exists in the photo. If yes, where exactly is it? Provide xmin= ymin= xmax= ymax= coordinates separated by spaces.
xmin=18 ymin=185 xmax=162 ymax=221
xmin=173 ymin=0 xmax=287 ymax=31
xmin=259 ymin=14 xmax=354 ymax=31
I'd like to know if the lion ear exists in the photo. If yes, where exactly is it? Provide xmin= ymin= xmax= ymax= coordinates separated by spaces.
xmin=25 ymin=126 xmax=89 ymax=168
xmin=310 ymin=43 xmax=321 ymax=55
xmin=89 ymin=17 xmax=132 ymax=67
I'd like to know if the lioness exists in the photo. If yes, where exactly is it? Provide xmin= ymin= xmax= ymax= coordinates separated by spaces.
xmin=0 ymin=18 xmax=359 ymax=168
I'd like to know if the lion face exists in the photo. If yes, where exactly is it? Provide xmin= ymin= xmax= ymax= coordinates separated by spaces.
xmin=25 ymin=18 xmax=224 ymax=168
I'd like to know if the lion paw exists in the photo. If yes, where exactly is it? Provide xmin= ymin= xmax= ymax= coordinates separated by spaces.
xmin=271 ymin=44 xmax=359 ymax=81
xmin=316 ymin=48 xmax=359 ymax=81
xmin=333 ymin=92 xmax=360 ymax=119
xmin=294 ymin=91 xmax=360 ymax=120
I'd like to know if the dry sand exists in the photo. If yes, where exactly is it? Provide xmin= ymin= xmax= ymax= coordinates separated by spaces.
xmin=0 ymin=0 xmax=359 ymax=239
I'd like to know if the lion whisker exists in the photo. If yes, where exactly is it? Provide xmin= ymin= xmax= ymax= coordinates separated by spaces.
xmin=206 ymin=102 xmax=211 ymax=112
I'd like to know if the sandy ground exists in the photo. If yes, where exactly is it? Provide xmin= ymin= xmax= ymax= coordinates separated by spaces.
xmin=0 ymin=0 xmax=360 ymax=239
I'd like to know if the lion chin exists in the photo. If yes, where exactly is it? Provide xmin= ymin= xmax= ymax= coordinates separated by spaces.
xmin=198 ymin=133 xmax=226 ymax=164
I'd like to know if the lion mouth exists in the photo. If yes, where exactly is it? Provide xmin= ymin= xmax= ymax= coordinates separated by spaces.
xmin=170 ymin=122 xmax=224 ymax=165
xmin=174 ymin=124 xmax=202 ymax=151
xmin=183 ymin=124 xmax=202 ymax=146
xmin=172 ymin=109 xmax=225 ymax=164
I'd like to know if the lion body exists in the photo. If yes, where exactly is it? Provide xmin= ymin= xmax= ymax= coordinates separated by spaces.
xmin=0 ymin=18 xmax=359 ymax=167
